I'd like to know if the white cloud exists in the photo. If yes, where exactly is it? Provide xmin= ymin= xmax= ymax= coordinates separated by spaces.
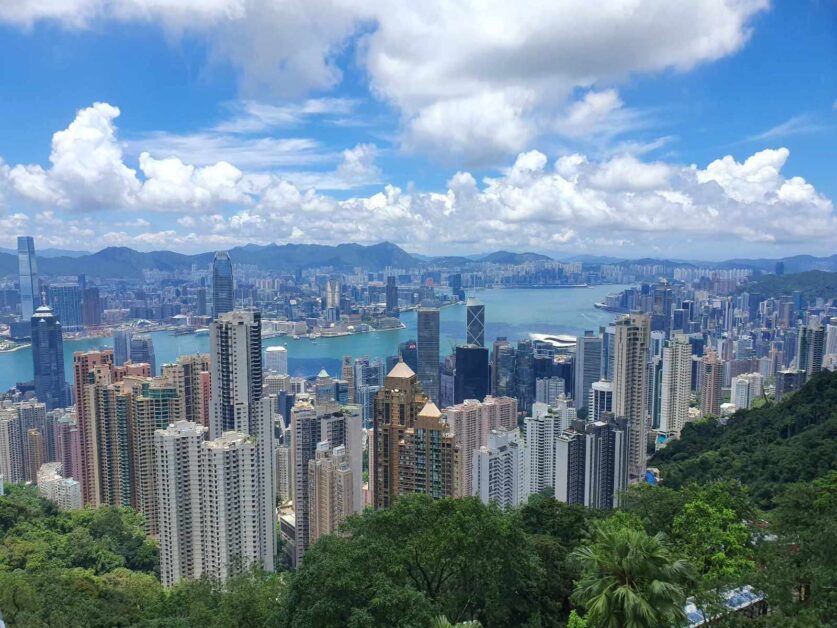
xmin=0 ymin=0 xmax=769 ymax=160
xmin=1 ymin=102 xmax=833 ymax=257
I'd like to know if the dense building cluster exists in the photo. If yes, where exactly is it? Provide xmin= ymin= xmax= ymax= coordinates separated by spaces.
xmin=1 ymin=235 xmax=836 ymax=588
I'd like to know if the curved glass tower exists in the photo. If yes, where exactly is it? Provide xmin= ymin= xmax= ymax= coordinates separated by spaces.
xmin=212 ymin=251 xmax=234 ymax=318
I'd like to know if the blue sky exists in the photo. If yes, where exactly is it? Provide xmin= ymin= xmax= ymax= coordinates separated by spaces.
xmin=0 ymin=0 xmax=834 ymax=259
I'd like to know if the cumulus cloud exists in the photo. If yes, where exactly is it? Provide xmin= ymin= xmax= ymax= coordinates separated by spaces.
xmin=1 ymin=0 xmax=769 ymax=160
xmin=0 ymin=102 xmax=833 ymax=256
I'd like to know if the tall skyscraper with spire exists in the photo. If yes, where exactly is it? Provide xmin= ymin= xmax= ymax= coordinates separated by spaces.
xmin=31 ymin=305 xmax=67 ymax=410
xmin=211 ymin=251 xmax=234 ymax=318
xmin=17 ymin=236 xmax=40 ymax=321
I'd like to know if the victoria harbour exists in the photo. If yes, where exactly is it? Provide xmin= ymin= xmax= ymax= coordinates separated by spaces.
xmin=0 ymin=285 xmax=626 ymax=390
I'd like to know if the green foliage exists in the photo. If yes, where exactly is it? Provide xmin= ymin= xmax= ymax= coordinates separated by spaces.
xmin=742 ymin=270 xmax=837 ymax=301
xmin=651 ymin=370 xmax=837 ymax=508
xmin=571 ymin=525 xmax=693 ymax=628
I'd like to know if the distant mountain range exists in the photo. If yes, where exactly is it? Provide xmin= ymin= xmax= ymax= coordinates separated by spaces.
xmin=0 ymin=241 xmax=834 ymax=279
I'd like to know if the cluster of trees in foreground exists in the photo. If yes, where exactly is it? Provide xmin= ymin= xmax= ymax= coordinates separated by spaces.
xmin=0 ymin=371 xmax=835 ymax=627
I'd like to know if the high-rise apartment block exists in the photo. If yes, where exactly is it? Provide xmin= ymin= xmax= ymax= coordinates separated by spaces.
xmin=659 ymin=335 xmax=692 ymax=435
xmin=612 ymin=314 xmax=650 ymax=482
xmin=473 ymin=427 xmax=527 ymax=509
xmin=700 ymin=349 xmax=723 ymax=418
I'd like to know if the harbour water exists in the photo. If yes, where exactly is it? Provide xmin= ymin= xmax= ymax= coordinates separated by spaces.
xmin=0 ymin=285 xmax=628 ymax=390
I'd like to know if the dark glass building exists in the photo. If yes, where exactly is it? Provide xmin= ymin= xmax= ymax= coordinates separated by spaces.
xmin=454 ymin=345 xmax=489 ymax=404
xmin=466 ymin=298 xmax=485 ymax=348
xmin=31 ymin=305 xmax=67 ymax=410
xmin=417 ymin=307 xmax=440 ymax=402
xmin=398 ymin=339 xmax=418 ymax=373
xmin=212 ymin=250 xmax=234 ymax=318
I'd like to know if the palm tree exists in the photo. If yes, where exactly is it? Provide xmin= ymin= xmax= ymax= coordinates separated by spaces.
xmin=571 ymin=525 xmax=693 ymax=628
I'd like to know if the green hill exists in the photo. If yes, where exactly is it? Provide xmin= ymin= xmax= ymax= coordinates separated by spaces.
xmin=652 ymin=370 xmax=837 ymax=508
xmin=742 ymin=270 xmax=837 ymax=301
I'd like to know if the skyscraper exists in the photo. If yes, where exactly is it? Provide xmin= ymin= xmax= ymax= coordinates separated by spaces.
xmin=212 ymin=251 xmax=234 ymax=318
xmin=612 ymin=314 xmax=650 ymax=482
xmin=555 ymin=429 xmax=586 ymax=505
xmin=659 ymin=335 xmax=692 ymax=435
xmin=0 ymin=409 xmax=23 ymax=484
xmin=112 ymin=329 xmax=131 ymax=367
xmin=385 ymin=275 xmax=399 ymax=315
xmin=700 ymin=349 xmax=723 ymax=418
xmin=588 ymin=380 xmax=614 ymax=422
xmin=74 ymin=349 xmax=115 ymax=505
xmin=82 ymin=287 xmax=101 ymax=328
xmin=417 ymin=307 xmax=440 ymax=402
xmin=453 ymin=345 xmax=489 ymax=404
xmin=796 ymin=320 xmax=825 ymax=377
xmin=161 ymin=354 xmax=211 ymax=427
xmin=130 ymin=334 xmax=157 ymax=375
xmin=574 ymin=331 xmax=602 ymax=411
xmin=265 ymin=345 xmax=288 ymax=374
xmin=536 ymin=376 xmax=565 ymax=407
xmin=47 ymin=284 xmax=84 ymax=331
xmin=308 ymin=443 xmax=354 ymax=546
xmin=210 ymin=310 xmax=263 ymax=439
xmin=398 ymin=401 xmax=459 ymax=499
xmin=398 ymin=340 xmax=418 ymax=373
xmin=473 ymin=428 xmax=528 ymax=509
xmin=466 ymin=298 xmax=485 ymax=347
xmin=155 ymin=421 xmax=207 ymax=587
xmin=372 ymin=362 xmax=428 ymax=509
xmin=583 ymin=416 xmax=629 ymax=510
xmin=31 ymin=305 xmax=67 ymax=410
xmin=17 ymin=235 xmax=40 ymax=321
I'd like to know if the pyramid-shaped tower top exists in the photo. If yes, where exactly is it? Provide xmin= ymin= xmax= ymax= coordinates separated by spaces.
xmin=317 ymin=368 xmax=330 ymax=378
xmin=387 ymin=360 xmax=415 ymax=379
xmin=418 ymin=401 xmax=442 ymax=419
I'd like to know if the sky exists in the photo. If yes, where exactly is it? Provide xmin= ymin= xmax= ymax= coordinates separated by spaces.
xmin=0 ymin=0 xmax=835 ymax=260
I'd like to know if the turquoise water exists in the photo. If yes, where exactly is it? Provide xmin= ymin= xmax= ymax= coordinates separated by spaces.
xmin=0 ymin=285 xmax=627 ymax=389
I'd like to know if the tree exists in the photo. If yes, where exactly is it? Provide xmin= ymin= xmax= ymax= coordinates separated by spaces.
xmin=571 ymin=525 xmax=693 ymax=628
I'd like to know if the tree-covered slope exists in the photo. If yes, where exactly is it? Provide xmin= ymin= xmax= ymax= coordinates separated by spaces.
xmin=652 ymin=370 xmax=837 ymax=508
xmin=742 ymin=270 xmax=837 ymax=300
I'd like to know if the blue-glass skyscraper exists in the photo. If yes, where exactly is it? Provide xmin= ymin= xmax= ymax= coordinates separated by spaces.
xmin=130 ymin=334 xmax=157 ymax=375
xmin=47 ymin=284 xmax=84 ymax=331
xmin=212 ymin=251 xmax=234 ymax=318
xmin=17 ymin=236 xmax=40 ymax=320
xmin=31 ymin=305 xmax=67 ymax=410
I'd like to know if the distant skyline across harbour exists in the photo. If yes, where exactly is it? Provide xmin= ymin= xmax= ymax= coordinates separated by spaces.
xmin=0 ymin=285 xmax=626 ymax=391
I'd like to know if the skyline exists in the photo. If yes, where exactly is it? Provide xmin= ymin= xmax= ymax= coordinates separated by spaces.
xmin=0 ymin=1 xmax=833 ymax=259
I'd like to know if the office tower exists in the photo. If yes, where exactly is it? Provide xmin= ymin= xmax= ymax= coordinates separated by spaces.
xmin=589 ymin=380 xmax=613 ymax=423
xmin=266 ymin=345 xmax=289 ymax=375
xmin=314 ymin=369 xmax=336 ymax=404
xmin=112 ymin=329 xmax=131 ymax=367
xmin=466 ymin=298 xmax=485 ymax=347
xmin=439 ymin=355 xmax=456 ymax=408
xmin=574 ymin=332 xmax=602 ymax=411
xmin=264 ymin=374 xmax=291 ymax=397
xmin=659 ymin=336 xmax=692 ymax=435
xmin=325 ymin=279 xmax=341 ymax=310
xmin=700 ymin=349 xmax=723 ymax=418
xmin=417 ymin=307 xmax=440 ymax=402
xmin=555 ymin=430 xmax=586 ymax=505
xmin=155 ymin=421 xmax=207 ymax=587
xmin=196 ymin=287 xmax=208 ymax=316
xmin=398 ymin=340 xmax=418 ymax=373
xmin=454 ymin=345 xmax=489 ymax=404
xmin=47 ymin=284 xmax=84 ymax=331
xmin=210 ymin=310 xmax=263 ymax=439
xmin=372 ymin=362 xmax=428 ymax=509
xmin=514 ymin=340 xmax=537 ymax=412
xmin=0 ymin=409 xmax=23 ymax=484
xmin=612 ymin=314 xmax=650 ymax=482
xmin=341 ymin=356 xmax=354 ymax=403
xmin=775 ymin=368 xmax=807 ymax=401
xmin=308 ymin=443 xmax=354 ymax=546
xmin=18 ymin=236 xmax=40 ymax=320
xmin=37 ymin=462 xmax=82 ymax=510
xmin=212 ymin=251 xmax=234 ymax=318
xmin=161 ymin=354 xmax=211 ymax=427
xmin=473 ymin=428 xmax=528 ymax=509
xmin=796 ymin=320 xmax=825 ymax=377
xmin=82 ymin=287 xmax=101 ymax=327
xmin=31 ymin=305 xmax=67 ymax=410
xmin=492 ymin=338 xmax=515 ymax=397
xmin=584 ymin=416 xmax=629 ymax=510
xmin=399 ymin=401 xmax=459 ymax=499
xmin=524 ymin=403 xmax=561 ymax=494
xmin=74 ymin=350 xmax=114 ymax=505
xmin=536 ymin=376 xmax=565 ymax=407
xmin=130 ymin=335 xmax=157 ymax=375
xmin=826 ymin=317 xmax=837 ymax=356
xmin=25 ymin=428 xmax=44 ymax=484
xmin=385 ymin=275 xmax=399 ymax=315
